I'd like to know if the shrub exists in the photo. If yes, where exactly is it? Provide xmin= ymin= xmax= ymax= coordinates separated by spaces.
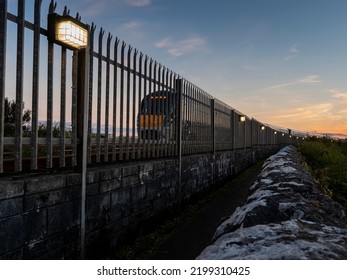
xmin=298 ymin=137 xmax=347 ymax=209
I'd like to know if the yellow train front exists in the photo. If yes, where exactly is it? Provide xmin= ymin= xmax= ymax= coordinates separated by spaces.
xmin=138 ymin=91 xmax=176 ymax=140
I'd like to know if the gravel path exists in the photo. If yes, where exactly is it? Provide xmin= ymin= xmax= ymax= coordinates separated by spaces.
xmin=150 ymin=161 xmax=264 ymax=260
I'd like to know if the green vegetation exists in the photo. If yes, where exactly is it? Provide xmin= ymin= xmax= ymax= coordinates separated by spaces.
xmin=298 ymin=137 xmax=347 ymax=209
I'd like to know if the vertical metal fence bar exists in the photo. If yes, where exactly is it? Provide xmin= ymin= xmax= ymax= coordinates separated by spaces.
xmin=182 ymin=81 xmax=187 ymax=155
xmin=152 ymin=61 xmax=157 ymax=158
xmin=46 ymin=1 xmax=56 ymax=169
xmin=155 ymin=63 xmax=164 ymax=157
xmin=87 ymin=23 xmax=96 ymax=164
xmin=169 ymin=71 xmax=174 ymax=157
xmin=137 ymin=52 xmax=143 ymax=160
xmin=125 ymin=45 xmax=132 ymax=160
xmin=112 ymin=37 xmax=119 ymax=161
xmin=59 ymin=47 xmax=66 ymax=167
xmin=211 ymin=99 xmax=215 ymax=157
xmin=143 ymin=56 xmax=148 ymax=158
xmin=195 ymin=87 xmax=199 ymax=153
xmin=175 ymin=78 xmax=183 ymax=210
xmin=155 ymin=63 xmax=165 ymax=160
xmin=104 ymin=33 xmax=112 ymax=162
xmin=131 ymin=49 xmax=137 ymax=160
xmin=30 ymin=0 xmax=41 ymax=170
xmin=0 ymin=0 xmax=6 ymax=173
xmin=163 ymin=67 xmax=169 ymax=157
xmin=189 ymin=84 xmax=194 ymax=154
xmin=14 ymin=0 xmax=25 ymax=172
xmin=96 ymin=28 xmax=104 ymax=162
xmin=147 ymin=59 xmax=153 ymax=159
xmin=119 ymin=42 xmax=126 ymax=160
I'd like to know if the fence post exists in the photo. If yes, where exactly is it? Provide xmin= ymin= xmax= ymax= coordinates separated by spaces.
xmin=175 ymin=78 xmax=183 ymax=210
xmin=14 ymin=0 xmax=25 ymax=172
xmin=0 ymin=0 xmax=7 ymax=173
xmin=76 ymin=37 xmax=90 ymax=260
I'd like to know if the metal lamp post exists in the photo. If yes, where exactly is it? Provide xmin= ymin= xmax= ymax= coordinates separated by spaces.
xmin=48 ymin=12 xmax=89 ymax=259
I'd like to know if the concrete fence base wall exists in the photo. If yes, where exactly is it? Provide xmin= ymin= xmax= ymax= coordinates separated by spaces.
xmin=0 ymin=146 xmax=280 ymax=259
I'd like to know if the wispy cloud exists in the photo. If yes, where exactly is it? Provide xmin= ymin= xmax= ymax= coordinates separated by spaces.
xmin=298 ymin=75 xmax=321 ymax=84
xmin=155 ymin=36 xmax=207 ymax=57
xmin=121 ymin=20 xmax=142 ymax=29
xmin=283 ymin=44 xmax=299 ymax=62
xmin=261 ymin=75 xmax=321 ymax=91
xmin=330 ymin=89 xmax=347 ymax=103
xmin=125 ymin=0 xmax=151 ymax=7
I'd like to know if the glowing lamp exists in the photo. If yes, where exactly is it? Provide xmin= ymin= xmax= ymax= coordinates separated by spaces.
xmin=274 ymin=131 xmax=277 ymax=135
xmin=261 ymin=126 xmax=265 ymax=131
xmin=48 ymin=13 xmax=89 ymax=50
xmin=239 ymin=115 xmax=246 ymax=122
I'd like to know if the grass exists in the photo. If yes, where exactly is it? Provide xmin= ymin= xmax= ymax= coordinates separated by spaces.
xmin=298 ymin=137 xmax=347 ymax=209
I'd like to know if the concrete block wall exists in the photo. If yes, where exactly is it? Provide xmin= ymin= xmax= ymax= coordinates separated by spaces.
xmin=0 ymin=146 xmax=280 ymax=259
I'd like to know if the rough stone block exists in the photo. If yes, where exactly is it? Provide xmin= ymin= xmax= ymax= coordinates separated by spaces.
xmin=100 ymin=179 xmax=121 ymax=193
xmin=0 ymin=210 xmax=47 ymax=255
xmin=87 ymin=170 xmax=100 ymax=184
xmin=66 ymin=173 xmax=81 ymax=187
xmin=25 ymin=189 xmax=67 ymax=211
xmin=86 ymin=193 xmax=110 ymax=219
xmin=47 ymin=201 xmax=80 ymax=235
xmin=0 ymin=197 xmax=23 ymax=219
xmin=131 ymin=184 xmax=146 ymax=202
xmin=0 ymin=180 xmax=25 ymax=200
xmin=122 ymin=165 xmax=139 ymax=177
xmin=26 ymin=175 xmax=66 ymax=194
xmin=110 ymin=187 xmax=131 ymax=209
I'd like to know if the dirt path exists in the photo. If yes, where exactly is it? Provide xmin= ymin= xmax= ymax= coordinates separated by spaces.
xmin=149 ymin=160 xmax=264 ymax=260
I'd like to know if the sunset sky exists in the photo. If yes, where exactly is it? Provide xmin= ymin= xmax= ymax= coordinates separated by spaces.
xmin=7 ymin=0 xmax=347 ymax=136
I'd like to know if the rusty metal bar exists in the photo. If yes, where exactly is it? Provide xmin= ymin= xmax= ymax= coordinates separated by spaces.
xmin=14 ymin=0 xmax=25 ymax=172
xmin=96 ymin=28 xmax=104 ymax=162
xmin=104 ymin=33 xmax=112 ymax=162
xmin=0 ymin=0 xmax=7 ymax=173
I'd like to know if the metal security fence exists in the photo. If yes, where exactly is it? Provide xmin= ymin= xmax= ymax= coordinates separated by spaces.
xmin=0 ymin=0 xmax=296 ymax=174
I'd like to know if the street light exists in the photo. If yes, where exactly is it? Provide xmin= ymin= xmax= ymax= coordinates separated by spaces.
xmin=48 ymin=12 xmax=89 ymax=259
xmin=239 ymin=115 xmax=246 ymax=122
xmin=48 ymin=13 xmax=89 ymax=50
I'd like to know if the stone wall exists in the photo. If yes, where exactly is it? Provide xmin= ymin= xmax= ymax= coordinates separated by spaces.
xmin=0 ymin=146 xmax=279 ymax=259
xmin=197 ymin=146 xmax=347 ymax=260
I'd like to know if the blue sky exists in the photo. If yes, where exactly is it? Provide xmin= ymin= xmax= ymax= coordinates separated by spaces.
xmin=7 ymin=0 xmax=347 ymax=136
